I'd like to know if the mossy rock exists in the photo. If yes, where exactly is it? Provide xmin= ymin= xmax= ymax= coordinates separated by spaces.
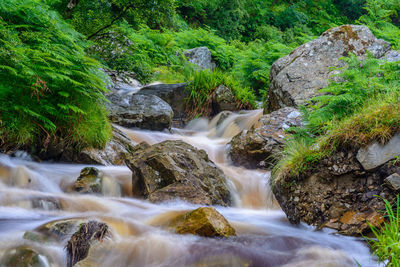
xmin=171 ymin=207 xmax=236 ymax=237
xmin=0 ymin=246 xmax=50 ymax=267
xmin=72 ymin=167 xmax=102 ymax=194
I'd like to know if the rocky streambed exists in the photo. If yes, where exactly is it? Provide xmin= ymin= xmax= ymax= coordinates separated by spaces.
xmin=0 ymin=109 xmax=381 ymax=267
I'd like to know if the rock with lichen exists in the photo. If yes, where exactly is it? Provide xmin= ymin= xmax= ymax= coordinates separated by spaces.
xmin=265 ymin=25 xmax=394 ymax=113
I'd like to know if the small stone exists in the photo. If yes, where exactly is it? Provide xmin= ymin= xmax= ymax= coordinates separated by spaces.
xmin=384 ymin=173 xmax=400 ymax=191
xmin=72 ymin=167 xmax=103 ymax=194
xmin=321 ymin=203 xmax=326 ymax=212
xmin=294 ymin=197 xmax=300 ymax=202
xmin=172 ymin=207 xmax=236 ymax=237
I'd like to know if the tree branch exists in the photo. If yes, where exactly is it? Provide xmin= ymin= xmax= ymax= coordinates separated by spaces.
xmin=87 ymin=4 xmax=135 ymax=40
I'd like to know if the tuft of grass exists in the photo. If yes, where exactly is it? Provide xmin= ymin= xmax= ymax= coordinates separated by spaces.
xmin=368 ymin=196 xmax=400 ymax=267
xmin=184 ymin=69 xmax=256 ymax=118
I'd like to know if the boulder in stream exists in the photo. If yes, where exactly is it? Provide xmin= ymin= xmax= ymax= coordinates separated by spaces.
xmin=107 ymin=93 xmax=173 ymax=131
xmin=72 ymin=167 xmax=103 ymax=194
xmin=229 ymin=107 xmax=301 ymax=169
xmin=0 ymin=246 xmax=51 ymax=267
xmin=138 ymin=83 xmax=189 ymax=125
xmin=125 ymin=140 xmax=232 ymax=206
xmin=265 ymin=25 xmax=393 ymax=113
xmin=170 ymin=207 xmax=236 ymax=237
xmin=66 ymin=221 xmax=110 ymax=267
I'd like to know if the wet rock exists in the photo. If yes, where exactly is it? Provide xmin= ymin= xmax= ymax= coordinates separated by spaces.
xmin=76 ymin=125 xmax=136 ymax=165
xmin=272 ymin=147 xmax=399 ymax=236
xmin=31 ymin=197 xmax=61 ymax=210
xmin=45 ymin=125 xmax=136 ymax=165
xmin=356 ymin=134 xmax=400 ymax=170
xmin=125 ymin=140 xmax=232 ymax=206
xmin=32 ymin=218 xmax=85 ymax=242
xmin=170 ymin=207 xmax=236 ymax=237
xmin=72 ymin=167 xmax=103 ymax=194
xmin=107 ymin=93 xmax=173 ymax=131
xmin=212 ymin=85 xmax=238 ymax=114
xmin=105 ymin=69 xmax=142 ymax=94
xmin=265 ymin=25 xmax=392 ymax=113
xmin=66 ymin=221 xmax=110 ymax=267
xmin=181 ymin=47 xmax=216 ymax=70
xmin=0 ymin=246 xmax=51 ymax=267
xmin=228 ymin=107 xmax=301 ymax=169
xmin=213 ymin=111 xmax=233 ymax=127
xmin=384 ymin=173 xmax=400 ymax=191
xmin=139 ymin=83 xmax=189 ymax=124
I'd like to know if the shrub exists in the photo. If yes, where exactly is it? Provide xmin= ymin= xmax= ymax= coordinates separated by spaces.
xmin=0 ymin=0 xmax=111 ymax=151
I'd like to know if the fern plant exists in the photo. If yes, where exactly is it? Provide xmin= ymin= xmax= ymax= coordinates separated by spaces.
xmin=0 ymin=0 xmax=111 ymax=153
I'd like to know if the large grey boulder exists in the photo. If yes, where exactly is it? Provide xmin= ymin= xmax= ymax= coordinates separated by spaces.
xmin=265 ymin=25 xmax=392 ymax=113
xmin=228 ymin=107 xmax=301 ymax=169
xmin=107 ymin=93 xmax=173 ymax=131
xmin=139 ymin=83 xmax=188 ymax=124
xmin=125 ymin=140 xmax=232 ymax=206
xmin=356 ymin=134 xmax=400 ymax=170
xmin=181 ymin=47 xmax=216 ymax=70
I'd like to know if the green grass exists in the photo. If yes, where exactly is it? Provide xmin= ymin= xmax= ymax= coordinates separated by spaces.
xmin=184 ymin=69 xmax=256 ymax=118
xmin=368 ymin=196 xmax=400 ymax=267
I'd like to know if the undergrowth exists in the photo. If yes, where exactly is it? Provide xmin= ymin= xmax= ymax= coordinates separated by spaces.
xmin=0 ymin=0 xmax=111 ymax=151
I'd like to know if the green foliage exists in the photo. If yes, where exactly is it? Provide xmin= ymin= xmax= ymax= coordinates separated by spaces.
xmin=368 ymin=196 xmax=400 ymax=266
xmin=0 ymin=0 xmax=111 ymax=150
xmin=303 ymin=53 xmax=394 ymax=134
xmin=184 ymin=69 xmax=255 ymax=117
xmin=358 ymin=0 xmax=400 ymax=49
xmin=230 ymin=40 xmax=294 ymax=95
xmin=273 ymin=57 xmax=400 ymax=182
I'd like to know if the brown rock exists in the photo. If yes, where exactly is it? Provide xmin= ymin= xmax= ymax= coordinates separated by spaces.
xmin=71 ymin=167 xmax=102 ymax=194
xmin=228 ymin=107 xmax=301 ymax=169
xmin=125 ymin=140 xmax=232 ymax=206
xmin=0 ymin=246 xmax=50 ymax=267
xmin=172 ymin=207 xmax=236 ymax=237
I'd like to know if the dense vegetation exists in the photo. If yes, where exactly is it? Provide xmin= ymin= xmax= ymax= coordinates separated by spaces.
xmin=0 ymin=0 xmax=111 ymax=153
xmin=1 ymin=0 xmax=400 ymax=263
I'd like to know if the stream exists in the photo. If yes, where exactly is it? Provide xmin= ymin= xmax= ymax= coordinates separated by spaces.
xmin=0 ymin=109 xmax=380 ymax=266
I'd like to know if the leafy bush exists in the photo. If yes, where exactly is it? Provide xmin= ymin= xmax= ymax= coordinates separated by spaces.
xmin=0 ymin=0 xmax=111 ymax=151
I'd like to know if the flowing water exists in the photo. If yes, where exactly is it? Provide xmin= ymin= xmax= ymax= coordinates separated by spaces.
xmin=0 ymin=109 xmax=380 ymax=267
